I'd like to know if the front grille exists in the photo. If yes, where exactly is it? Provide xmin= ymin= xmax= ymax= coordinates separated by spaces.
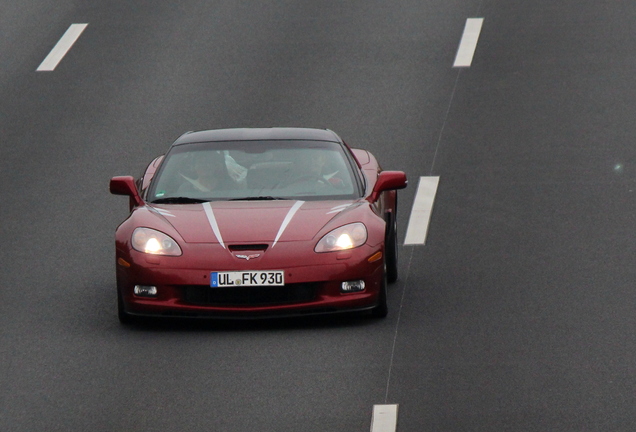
xmin=182 ymin=283 xmax=318 ymax=306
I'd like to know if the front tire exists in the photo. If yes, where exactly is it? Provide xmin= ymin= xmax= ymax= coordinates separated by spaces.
xmin=371 ymin=264 xmax=388 ymax=318
xmin=385 ymin=212 xmax=398 ymax=283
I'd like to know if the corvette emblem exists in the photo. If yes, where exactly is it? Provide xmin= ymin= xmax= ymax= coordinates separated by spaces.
xmin=236 ymin=254 xmax=261 ymax=261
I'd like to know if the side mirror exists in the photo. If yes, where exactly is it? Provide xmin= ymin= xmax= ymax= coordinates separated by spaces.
xmin=110 ymin=176 xmax=143 ymax=209
xmin=367 ymin=171 xmax=407 ymax=203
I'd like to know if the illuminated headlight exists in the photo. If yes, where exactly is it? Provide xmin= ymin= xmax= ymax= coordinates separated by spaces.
xmin=132 ymin=227 xmax=182 ymax=256
xmin=315 ymin=223 xmax=367 ymax=253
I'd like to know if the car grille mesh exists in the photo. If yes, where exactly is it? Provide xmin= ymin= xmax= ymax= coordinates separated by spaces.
xmin=181 ymin=283 xmax=318 ymax=306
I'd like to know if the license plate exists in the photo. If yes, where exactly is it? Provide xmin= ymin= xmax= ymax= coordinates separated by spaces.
xmin=210 ymin=271 xmax=285 ymax=287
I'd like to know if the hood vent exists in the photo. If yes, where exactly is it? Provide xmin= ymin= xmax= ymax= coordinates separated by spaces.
xmin=229 ymin=244 xmax=268 ymax=251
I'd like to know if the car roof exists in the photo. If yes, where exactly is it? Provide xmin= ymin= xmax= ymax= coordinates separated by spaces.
xmin=172 ymin=128 xmax=342 ymax=146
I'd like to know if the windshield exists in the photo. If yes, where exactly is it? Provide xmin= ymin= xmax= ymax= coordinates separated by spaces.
xmin=147 ymin=140 xmax=361 ymax=203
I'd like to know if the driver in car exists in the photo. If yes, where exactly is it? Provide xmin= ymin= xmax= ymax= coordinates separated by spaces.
xmin=179 ymin=151 xmax=236 ymax=192
xmin=283 ymin=150 xmax=346 ymax=193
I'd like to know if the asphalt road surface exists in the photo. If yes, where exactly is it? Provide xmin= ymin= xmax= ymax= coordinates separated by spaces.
xmin=2 ymin=1 xmax=636 ymax=430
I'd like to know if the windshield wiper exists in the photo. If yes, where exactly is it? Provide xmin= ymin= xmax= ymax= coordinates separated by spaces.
xmin=151 ymin=197 xmax=208 ymax=204
xmin=229 ymin=196 xmax=286 ymax=201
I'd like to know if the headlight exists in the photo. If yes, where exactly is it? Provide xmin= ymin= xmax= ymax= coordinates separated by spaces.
xmin=131 ymin=227 xmax=182 ymax=256
xmin=315 ymin=223 xmax=367 ymax=253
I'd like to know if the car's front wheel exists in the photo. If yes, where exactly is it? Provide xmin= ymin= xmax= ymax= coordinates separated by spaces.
xmin=385 ymin=212 xmax=398 ymax=283
xmin=371 ymin=264 xmax=388 ymax=318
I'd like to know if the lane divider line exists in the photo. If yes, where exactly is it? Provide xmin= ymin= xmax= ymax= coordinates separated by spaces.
xmin=371 ymin=404 xmax=399 ymax=432
xmin=36 ymin=23 xmax=88 ymax=71
xmin=404 ymin=176 xmax=440 ymax=245
xmin=453 ymin=18 xmax=483 ymax=67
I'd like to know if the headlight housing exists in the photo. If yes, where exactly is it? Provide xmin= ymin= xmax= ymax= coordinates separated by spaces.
xmin=315 ymin=223 xmax=367 ymax=253
xmin=131 ymin=227 xmax=182 ymax=256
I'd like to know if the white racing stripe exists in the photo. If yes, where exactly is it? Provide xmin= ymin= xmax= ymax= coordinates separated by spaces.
xmin=370 ymin=404 xmax=398 ymax=432
xmin=37 ymin=23 xmax=88 ymax=71
xmin=151 ymin=208 xmax=176 ymax=218
xmin=202 ymin=202 xmax=226 ymax=249
xmin=272 ymin=201 xmax=304 ymax=247
xmin=453 ymin=18 xmax=483 ymax=67
xmin=404 ymin=176 xmax=440 ymax=245
xmin=202 ymin=201 xmax=304 ymax=249
xmin=327 ymin=203 xmax=351 ymax=215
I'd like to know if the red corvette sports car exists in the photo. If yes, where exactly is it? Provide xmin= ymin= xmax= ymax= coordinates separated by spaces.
xmin=110 ymin=128 xmax=407 ymax=322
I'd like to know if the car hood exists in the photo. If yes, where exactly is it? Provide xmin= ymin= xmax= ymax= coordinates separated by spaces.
xmin=150 ymin=200 xmax=362 ymax=245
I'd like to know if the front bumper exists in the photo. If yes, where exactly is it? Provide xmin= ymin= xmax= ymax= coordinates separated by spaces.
xmin=116 ymin=245 xmax=384 ymax=319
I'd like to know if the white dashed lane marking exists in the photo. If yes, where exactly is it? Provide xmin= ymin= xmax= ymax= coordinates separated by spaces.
xmin=404 ymin=176 xmax=440 ymax=245
xmin=37 ymin=23 xmax=88 ymax=71
xmin=371 ymin=404 xmax=399 ymax=432
xmin=453 ymin=18 xmax=483 ymax=67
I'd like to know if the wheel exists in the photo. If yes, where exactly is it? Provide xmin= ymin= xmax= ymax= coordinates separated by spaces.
xmin=385 ymin=212 xmax=398 ymax=283
xmin=371 ymin=263 xmax=388 ymax=318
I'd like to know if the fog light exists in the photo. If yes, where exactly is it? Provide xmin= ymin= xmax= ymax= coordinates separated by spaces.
xmin=134 ymin=285 xmax=158 ymax=297
xmin=341 ymin=280 xmax=366 ymax=293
